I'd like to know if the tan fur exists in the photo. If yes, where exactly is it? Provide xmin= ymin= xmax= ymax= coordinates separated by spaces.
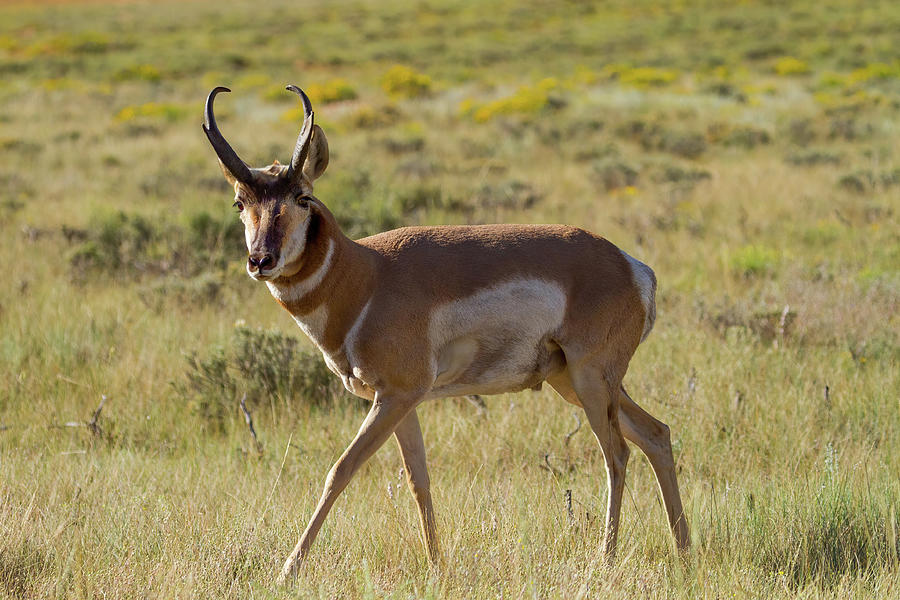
xmin=205 ymin=89 xmax=690 ymax=584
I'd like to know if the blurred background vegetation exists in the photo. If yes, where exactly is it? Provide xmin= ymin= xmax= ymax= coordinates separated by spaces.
xmin=0 ymin=0 xmax=897 ymax=597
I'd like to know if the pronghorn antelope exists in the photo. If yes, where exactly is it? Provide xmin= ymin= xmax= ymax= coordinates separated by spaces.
xmin=203 ymin=85 xmax=690 ymax=582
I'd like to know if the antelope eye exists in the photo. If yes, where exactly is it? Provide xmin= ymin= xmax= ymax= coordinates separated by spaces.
xmin=296 ymin=195 xmax=311 ymax=209
xmin=233 ymin=200 xmax=244 ymax=212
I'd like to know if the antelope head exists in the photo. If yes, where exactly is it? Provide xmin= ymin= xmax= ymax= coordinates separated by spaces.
xmin=203 ymin=85 xmax=330 ymax=281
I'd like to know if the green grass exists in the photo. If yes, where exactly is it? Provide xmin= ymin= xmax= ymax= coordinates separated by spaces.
xmin=1 ymin=0 xmax=898 ymax=597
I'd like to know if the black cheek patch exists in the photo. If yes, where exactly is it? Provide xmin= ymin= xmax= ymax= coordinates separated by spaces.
xmin=305 ymin=209 xmax=320 ymax=244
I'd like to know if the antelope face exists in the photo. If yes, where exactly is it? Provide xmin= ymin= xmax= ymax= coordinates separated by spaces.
xmin=232 ymin=169 xmax=318 ymax=281
xmin=202 ymin=85 xmax=329 ymax=282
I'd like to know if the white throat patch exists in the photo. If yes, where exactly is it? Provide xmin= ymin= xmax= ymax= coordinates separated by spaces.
xmin=266 ymin=237 xmax=335 ymax=304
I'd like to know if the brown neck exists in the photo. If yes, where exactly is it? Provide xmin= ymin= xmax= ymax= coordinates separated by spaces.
xmin=266 ymin=203 xmax=379 ymax=352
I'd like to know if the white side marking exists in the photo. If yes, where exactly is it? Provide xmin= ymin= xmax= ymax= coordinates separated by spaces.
xmin=428 ymin=279 xmax=567 ymax=390
xmin=267 ymin=238 xmax=335 ymax=304
xmin=343 ymin=299 xmax=372 ymax=368
xmin=621 ymin=250 xmax=657 ymax=342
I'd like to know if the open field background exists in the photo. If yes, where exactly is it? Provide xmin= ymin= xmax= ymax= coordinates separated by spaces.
xmin=1 ymin=0 xmax=898 ymax=597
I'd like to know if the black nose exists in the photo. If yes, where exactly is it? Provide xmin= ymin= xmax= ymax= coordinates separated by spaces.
xmin=248 ymin=253 xmax=274 ymax=271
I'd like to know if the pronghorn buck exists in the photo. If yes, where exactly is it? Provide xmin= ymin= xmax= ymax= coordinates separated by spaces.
xmin=203 ymin=85 xmax=690 ymax=582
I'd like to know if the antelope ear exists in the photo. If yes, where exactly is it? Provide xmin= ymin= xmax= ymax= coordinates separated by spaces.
xmin=302 ymin=125 xmax=329 ymax=182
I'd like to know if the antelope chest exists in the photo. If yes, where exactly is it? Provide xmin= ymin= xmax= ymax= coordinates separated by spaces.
xmin=286 ymin=303 xmax=377 ymax=401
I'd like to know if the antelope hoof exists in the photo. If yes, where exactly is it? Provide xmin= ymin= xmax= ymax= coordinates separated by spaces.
xmin=277 ymin=554 xmax=302 ymax=585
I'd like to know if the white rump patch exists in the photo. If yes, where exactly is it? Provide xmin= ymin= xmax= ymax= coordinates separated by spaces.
xmin=621 ymin=250 xmax=657 ymax=342
xmin=267 ymin=238 xmax=335 ymax=304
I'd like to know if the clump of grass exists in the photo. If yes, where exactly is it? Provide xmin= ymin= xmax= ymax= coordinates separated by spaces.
xmin=602 ymin=63 xmax=680 ymax=87
xmin=317 ymin=167 xmax=406 ymax=238
xmin=24 ymin=31 xmax=115 ymax=56
xmin=381 ymin=65 xmax=431 ymax=99
xmin=308 ymin=78 xmax=358 ymax=104
xmin=813 ymin=89 xmax=883 ymax=114
xmin=707 ymin=123 xmax=772 ymax=149
xmin=697 ymin=299 xmax=797 ymax=345
xmin=461 ymin=78 xmax=562 ymax=122
xmin=66 ymin=209 xmax=243 ymax=280
xmin=746 ymin=464 xmax=900 ymax=588
xmin=729 ymin=244 xmax=780 ymax=277
xmin=837 ymin=169 xmax=900 ymax=194
xmin=785 ymin=149 xmax=842 ymax=167
xmin=773 ymin=56 xmax=811 ymax=76
xmin=339 ymin=103 xmax=403 ymax=129
xmin=616 ymin=119 xmax=707 ymax=159
xmin=38 ymin=77 xmax=89 ymax=92
xmin=68 ymin=209 xmax=158 ymax=275
xmin=651 ymin=164 xmax=711 ymax=185
xmin=113 ymin=64 xmax=162 ymax=82
xmin=471 ymin=179 xmax=544 ymax=210
xmin=114 ymin=102 xmax=192 ymax=123
xmin=380 ymin=122 xmax=426 ymax=154
xmin=271 ymin=78 xmax=357 ymax=106
xmin=821 ymin=62 xmax=900 ymax=90
xmin=175 ymin=324 xmax=348 ymax=427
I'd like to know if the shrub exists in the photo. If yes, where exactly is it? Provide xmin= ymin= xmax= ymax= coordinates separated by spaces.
xmin=176 ymin=325 xmax=350 ymax=428
xmin=774 ymin=56 xmax=811 ymax=76
xmin=381 ymin=65 xmax=431 ymax=99
xmin=592 ymin=159 xmax=639 ymax=191
xmin=616 ymin=119 xmax=706 ymax=159
xmin=307 ymin=78 xmax=358 ymax=104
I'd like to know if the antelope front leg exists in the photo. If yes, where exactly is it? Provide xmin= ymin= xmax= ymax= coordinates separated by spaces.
xmin=278 ymin=393 xmax=419 ymax=584
xmin=393 ymin=409 xmax=440 ymax=565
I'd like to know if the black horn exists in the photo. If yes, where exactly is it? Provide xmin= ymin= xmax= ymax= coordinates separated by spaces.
xmin=285 ymin=85 xmax=314 ymax=182
xmin=202 ymin=87 xmax=253 ymax=184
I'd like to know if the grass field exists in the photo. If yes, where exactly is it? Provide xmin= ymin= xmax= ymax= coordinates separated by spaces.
xmin=1 ymin=0 xmax=898 ymax=597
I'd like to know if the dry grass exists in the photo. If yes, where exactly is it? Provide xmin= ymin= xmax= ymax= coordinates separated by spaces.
xmin=0 ymin=0 xmax=898 ymax=598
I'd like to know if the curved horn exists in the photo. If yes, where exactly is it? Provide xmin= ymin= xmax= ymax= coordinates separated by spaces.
xmin=202 ymin=86 xmax=253 ymax=184
xmin=285 ymin=85 xmax=314 ymax=182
